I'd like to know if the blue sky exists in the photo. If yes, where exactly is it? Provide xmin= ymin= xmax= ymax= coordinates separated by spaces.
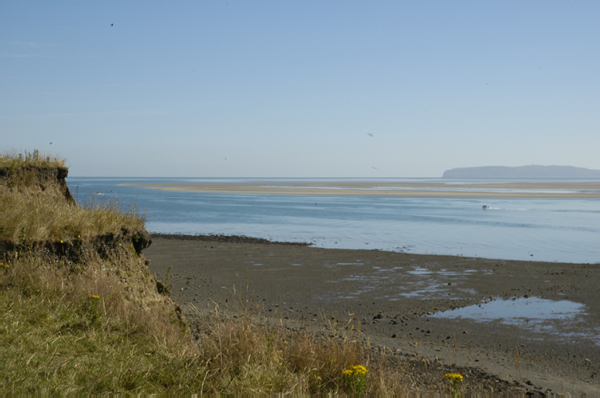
xmin=1 ymin=1 xmax=599 ymax=177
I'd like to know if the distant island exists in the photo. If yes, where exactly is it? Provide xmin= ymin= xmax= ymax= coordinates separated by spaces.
xmin=442 ymin=165 xmax=600 ymax=179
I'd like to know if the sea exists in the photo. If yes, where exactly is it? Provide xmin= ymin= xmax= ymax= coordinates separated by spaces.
xmin=66 ymin=178 xmax=600 ymax=264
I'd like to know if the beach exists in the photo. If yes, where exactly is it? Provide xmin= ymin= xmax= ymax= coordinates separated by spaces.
xmin=123 ymin=181 xmax=600 ymax=199
xmin=145 ymin=234 xmax=600 ymax=395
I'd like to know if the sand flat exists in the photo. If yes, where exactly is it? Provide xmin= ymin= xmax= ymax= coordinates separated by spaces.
xmin=122 ymin=181 xmax=600 ymax=199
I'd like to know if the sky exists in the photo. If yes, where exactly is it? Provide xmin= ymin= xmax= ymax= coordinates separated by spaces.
xmin=1 ymin=1 xmax=599 ymax=178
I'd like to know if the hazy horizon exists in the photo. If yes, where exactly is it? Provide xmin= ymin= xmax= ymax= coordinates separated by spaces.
xmin=2 ymin=1 xmax=599 ymax=177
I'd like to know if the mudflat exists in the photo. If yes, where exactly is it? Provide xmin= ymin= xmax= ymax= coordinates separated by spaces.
xmin=124 ymin=181 xmax=600 ymax=198
xmin=145 ymin=235 xmax=600 ymax=395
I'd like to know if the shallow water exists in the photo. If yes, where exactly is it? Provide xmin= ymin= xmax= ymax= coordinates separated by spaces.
xmin=430 ymin=297 xmax=585 ymax=321
xmin=429 ymin=297 xmax=600 ymax=345
xmin=67 ymin=177 xmax=600 ymax=264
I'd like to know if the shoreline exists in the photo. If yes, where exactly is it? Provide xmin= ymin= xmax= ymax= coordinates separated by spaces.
xmin=145 ymin=234 xmax=600 ymax=395
xmin=149 ymin=233 xmax=600 ymax=265
xmin=123 ymin=181 xmax=600 ymax=199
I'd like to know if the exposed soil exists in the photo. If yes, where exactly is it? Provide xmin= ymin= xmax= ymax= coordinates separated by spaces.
xmin=146 ymin=234 xmax=600 ymax=395
xmin=0 ymin=165 xmax=75 ymax=204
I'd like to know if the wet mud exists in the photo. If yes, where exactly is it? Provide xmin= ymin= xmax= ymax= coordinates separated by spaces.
xmin=145 ymin=236 xmax=600 ymax=395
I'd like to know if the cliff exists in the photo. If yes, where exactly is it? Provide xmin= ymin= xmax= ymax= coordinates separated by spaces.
xmin=0 ymin=161 xmax=151 ymax=260
xmin=0 ymin=156 xmax=166 ymax=310
xmin=0 ymin=164 xmax=75 ymax=204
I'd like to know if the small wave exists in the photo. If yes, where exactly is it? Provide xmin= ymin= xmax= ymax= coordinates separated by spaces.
xmin=489 ymin=207 xmax=600 ymax=213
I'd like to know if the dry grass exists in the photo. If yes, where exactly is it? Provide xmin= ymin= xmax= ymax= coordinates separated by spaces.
xmin=0 ymin=150 xmax=65 ymax=168
xmin=0 ymin=189 xmax=145 ymax=243
xmin=1 ymin=151 xmax=144 ymax=244
xmin=191 ymin=308 xmax=371 ymax=393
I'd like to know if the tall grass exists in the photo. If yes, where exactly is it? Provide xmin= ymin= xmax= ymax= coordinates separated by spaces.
xmin=0 ymin=150 xmax=65 ymax=168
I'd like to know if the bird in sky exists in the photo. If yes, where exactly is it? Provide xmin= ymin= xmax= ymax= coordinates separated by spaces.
xmin=367 ymin=133 xmax=374 ymax=137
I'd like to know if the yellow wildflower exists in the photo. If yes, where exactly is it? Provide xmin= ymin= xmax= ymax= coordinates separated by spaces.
xmin=445 ymin=373 xmax=463 ymax=397
xmin=91 ymin=295 xmax=100 ymax=299
xmin=343 ymin=365 xmax=369 ymax=393
xmin=343 ymin=365 xmax=368 ymax=376
xmin=445 ymin=373 xmax=463 ymax=382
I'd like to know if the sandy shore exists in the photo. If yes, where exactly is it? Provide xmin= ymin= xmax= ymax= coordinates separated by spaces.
xmin=124 ymin=181 xmax=600 ymax=199
xmin=145 ymin=235 xmax=600 ymax=395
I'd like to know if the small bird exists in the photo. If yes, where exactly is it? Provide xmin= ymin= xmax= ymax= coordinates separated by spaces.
xmin=111 ymin=23 xmax=114 ymax=26
xmin=49 ymin=142 xmax=52 ymax=145
xmin=367 ymin=133 xmax=374 ymax=137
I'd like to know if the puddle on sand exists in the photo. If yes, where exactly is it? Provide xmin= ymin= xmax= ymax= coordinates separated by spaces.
xmin=430 ymin=297 xmax=600 ymax=344
xmin=430 ymin=297 xmax=584 ymax=322
xmin=407 ymin=266 xmax=480 ymax=277
xmin=407 ymin=266 xmax=432 ymax=275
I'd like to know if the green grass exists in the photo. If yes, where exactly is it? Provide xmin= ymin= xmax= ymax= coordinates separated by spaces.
xmin=2 ymin=254 xmax=196 ymax=394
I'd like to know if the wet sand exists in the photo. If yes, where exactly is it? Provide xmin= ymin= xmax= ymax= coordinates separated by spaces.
xmin=145 ymin=235 xmax=600 ymax=395
xmin=124 ymin=181 xmax=600 ymax=199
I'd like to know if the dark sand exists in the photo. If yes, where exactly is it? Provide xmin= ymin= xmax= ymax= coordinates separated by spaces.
xmin=145 ymin=235 xmax=600 ymax=395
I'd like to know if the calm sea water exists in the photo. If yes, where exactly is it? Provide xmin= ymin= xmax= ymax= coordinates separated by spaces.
xmin=66 ymin=178 xmax=600 ymax=264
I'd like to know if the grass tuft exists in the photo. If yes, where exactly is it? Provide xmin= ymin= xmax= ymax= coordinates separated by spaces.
xmin=1 ymin=188 xmax=145 ymax=243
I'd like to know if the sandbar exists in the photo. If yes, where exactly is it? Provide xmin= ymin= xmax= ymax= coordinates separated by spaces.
xmin=123 ymin=181 xmax=600 ymax=199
